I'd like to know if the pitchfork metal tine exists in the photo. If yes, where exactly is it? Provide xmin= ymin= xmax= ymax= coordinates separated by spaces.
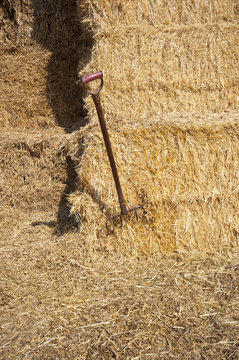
xmin=80 ymin=71 xmax=146 ymax=233
xmin=106 ymin=205 xmax=147 ymax=234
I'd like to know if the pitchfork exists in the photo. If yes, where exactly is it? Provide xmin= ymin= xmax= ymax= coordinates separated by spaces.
xmin=80 ymin=71 xmax=146 ymax=232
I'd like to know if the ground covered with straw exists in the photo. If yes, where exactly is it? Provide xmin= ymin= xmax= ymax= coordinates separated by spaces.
xmin=1 ymin=207 xmax=239 ymax=359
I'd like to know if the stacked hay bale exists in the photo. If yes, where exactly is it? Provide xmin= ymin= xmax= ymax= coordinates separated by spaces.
xmin=0 ymin=129 xmax=81 ymax=210
xmin=78 ymin=0 xmax=239 ymax=120
xmin=69 ymin=0 xmax=239 ymax=254
xmin=0 ymin=0 xmax=90 ymax=129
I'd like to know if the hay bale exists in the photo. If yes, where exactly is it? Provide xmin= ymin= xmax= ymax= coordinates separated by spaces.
xmin=1 ymin=0 xmax=84 ymax=49
xmin=0 ymin=129 xmax=81 ymax=209
xmin=80 ymin=23 xmax=239 ymax=118
xmin=0 ymin=46 xmax=88 ymax=129
xmin=69 ymin=112 xmax=239 ymax=254
xmin=0 ymin=0 xmax=91 ymax=130
xmin=0 ymin=48 xmax=55 ymax=129
xmin=0 ymin=0 xmax=34 ymax=46
xmin=78 ymin=0 xmax=239 ymax=111
xmin=78 ymin=0 xmax=239 ymax=29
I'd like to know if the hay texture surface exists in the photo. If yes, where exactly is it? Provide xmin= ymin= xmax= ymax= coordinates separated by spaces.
xmin=79 ymin=0 xmax=239 ymax=120
xmin=0 ymin=128 xmax=81 ymax=210
xmin=0 ymin=2 xmax=239 ymax=358
xmin=1 ymin=210 xmax=239 ymax=359
xmin=0 ymin=0 xmax=90 ymax=130
xmin=79 ymin=0 xmax=239 ymax=28
xmin=69 ymin=112 xmax=239 ymax=255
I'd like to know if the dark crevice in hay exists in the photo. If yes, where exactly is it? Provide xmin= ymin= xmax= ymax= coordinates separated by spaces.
xmin=1 ymin=1 xmax=94 ymax=232
xmin=54 ymin=156 xmax=80 ymax=234
xmin=0 ymin=1 xmax=18 ymax=54
xmin=30 ymin=0 xmax=93 ymax=233
xmin=32 ymin=0 xmax=93 ymax=131
xmin=0 ymin=0 xmax=15 ymax=22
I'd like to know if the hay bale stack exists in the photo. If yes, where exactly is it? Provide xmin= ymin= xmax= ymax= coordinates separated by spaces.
xmin=69 ymin=0 xmax=239 ymax=254
xmin=0 ymin=45 xmax=88 ymax=129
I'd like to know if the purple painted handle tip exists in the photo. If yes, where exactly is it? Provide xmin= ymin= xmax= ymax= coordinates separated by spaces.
xmin=81 ymin=71 xmax=103 ymax=85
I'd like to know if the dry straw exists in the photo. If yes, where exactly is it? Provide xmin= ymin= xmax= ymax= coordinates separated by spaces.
xmin=0 ymin=48 xmax=55 ymax=129
xmin=1 ymin=2 xmax=239 ymax=358
xmin=0 ymin=0 xmax=90 ymax=130
xmin=77 ymin=0 xmax=239 ymax=122
xmin=77 ymin=0 xmax=239 ymax=29
xmin=79 ymin=15 xmax=239 ymax=120
xmin=0 ymin=128 xmax=81 ymax=209
xmin=80 ymin=23 xmax=239 ymax=125
xmin=69 ymin=112 xmax=239 ymax=255
xmin=70 ymin=0 xmax=239 ymax=254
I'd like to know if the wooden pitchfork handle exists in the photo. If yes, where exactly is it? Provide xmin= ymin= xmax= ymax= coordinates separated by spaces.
xmin=80 ymin=71 xmax=146 ymax=232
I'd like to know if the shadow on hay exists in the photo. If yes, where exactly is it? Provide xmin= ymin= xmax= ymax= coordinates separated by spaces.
xmin=32 ymin=0 xmax=93 ymax=234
